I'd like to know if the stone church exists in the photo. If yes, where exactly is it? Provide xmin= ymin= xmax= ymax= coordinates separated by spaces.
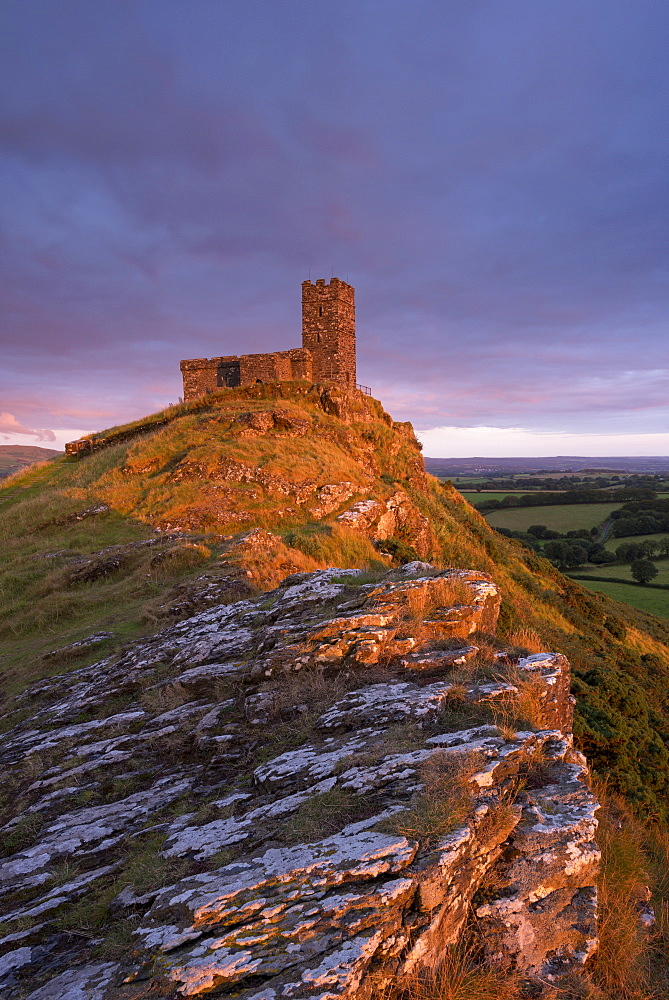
xmin=180 ymin=277 xmax=356 ymax=402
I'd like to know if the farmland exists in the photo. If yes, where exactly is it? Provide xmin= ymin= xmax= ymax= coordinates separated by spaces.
xmin=571 ymin=559 xmax=669 ymax=587
xmin=569 ymin=576 xmax=669 ymax=618
xmin=485 ymin=502 xmax=620 ymax=533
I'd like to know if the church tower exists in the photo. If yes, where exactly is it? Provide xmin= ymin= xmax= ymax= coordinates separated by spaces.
xmin=301 ymin=278 xmax=356 ymax=386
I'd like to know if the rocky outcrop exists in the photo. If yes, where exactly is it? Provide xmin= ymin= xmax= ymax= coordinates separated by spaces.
xmin=336 ymin=491 xmax=435 ymax=558
xmin=0 ymin=564 xmax=599 ymax=998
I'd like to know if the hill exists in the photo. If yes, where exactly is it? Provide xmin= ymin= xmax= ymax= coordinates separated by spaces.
xmin=2 ymin=382 xmax=669 ymax=997
xmin=425 ymin=455 xmax=669 ymax=475
xmin=3 ymin=383 xmax=669 ymax=816
xmin=0 ymin=444 xmax=61 ymax=477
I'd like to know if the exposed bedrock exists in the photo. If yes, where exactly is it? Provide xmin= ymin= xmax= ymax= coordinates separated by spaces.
xmin=0 ymin=564 xmax=599 ymax=998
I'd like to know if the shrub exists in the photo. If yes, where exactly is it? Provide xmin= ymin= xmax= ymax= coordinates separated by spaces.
xmin=375 ymin=537 xmax=421 ymax=564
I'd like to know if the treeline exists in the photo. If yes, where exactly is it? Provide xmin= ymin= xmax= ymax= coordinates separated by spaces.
xmin=497 ymin=523 xmax=669 ymax=580
xmin=495 ymin=525 xmax=615 ymax=570
xmin=610 ymin=498 xmax=669 ymax=537
xmin=476 ymin=486 xmax=657 ymax=513
xmin=460 ymin=473 xmax=666 ymax=493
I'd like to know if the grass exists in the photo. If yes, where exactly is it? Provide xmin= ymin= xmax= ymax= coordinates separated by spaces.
xmin=486 ymin=503 xmax=622 ymax=533
xmin=568 ymin=578 xmax=669 ymax=619
xmin=0 ymin=488 xmax=230 ymax=695
xmin=385 ymin=750 xmax=484 ymax=847
xmin=590 ymin=782 xmax=669 ymax=999
xmin=279 ymin=787 xmax=377 ymax=842
xmin=372 ymin=948 xmax=526 ymax=1000
xmin=77 ymin=384 xmax=414 ymax=535
xmin=571 ymin=558 xmax=669 ymax=586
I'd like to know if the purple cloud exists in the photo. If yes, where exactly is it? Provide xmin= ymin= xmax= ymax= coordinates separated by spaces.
xmin=0 ymin=0 xmax=668 ymax=448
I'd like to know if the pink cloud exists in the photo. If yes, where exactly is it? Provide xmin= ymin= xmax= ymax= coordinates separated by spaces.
xmin=0 ymin=412 xmax=56 ymax=442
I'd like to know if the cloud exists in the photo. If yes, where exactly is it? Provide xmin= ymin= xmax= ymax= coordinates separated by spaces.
xmin=418 ymin=424 xmax=669 ymax=459
xmin=1 ymin=2 xmax=669 ymax=444
xmin=0 ymin=412 xmax=56 ymax=442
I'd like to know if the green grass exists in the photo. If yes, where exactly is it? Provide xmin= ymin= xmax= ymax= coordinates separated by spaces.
xmin=0 ymin=476 xmax=224 ymax=696
xmin=604 ymin=532 xmax=669 ymax=553
xmin=571 ymin=557 xmax=669 ymax=586
xmin=486 ymin=502 xmax=620 ymax=533
xmin=568 ymin=577 xmax=669 ymax=618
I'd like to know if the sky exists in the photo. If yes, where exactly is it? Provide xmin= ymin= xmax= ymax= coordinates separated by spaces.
xmin=1 ymin=0 xmax=668 ymax=458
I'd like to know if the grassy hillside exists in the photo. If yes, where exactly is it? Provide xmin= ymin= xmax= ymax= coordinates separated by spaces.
xmin=3 ymin=382 xmax=669 ymax=829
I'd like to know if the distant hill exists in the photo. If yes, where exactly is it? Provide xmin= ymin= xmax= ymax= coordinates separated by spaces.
xmin=0 ymin=444 xmax=62 ymax=478
xmin=425 ymin=455 xmax=669 ymax=476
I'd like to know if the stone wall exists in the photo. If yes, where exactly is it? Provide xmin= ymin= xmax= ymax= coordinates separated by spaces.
xmin=180 ymin=278 xmax=356 ymax=402
xmin=180 ymin=349 xmax=314 ymax=402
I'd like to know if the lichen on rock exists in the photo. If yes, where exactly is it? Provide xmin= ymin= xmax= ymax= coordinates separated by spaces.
xmin=0 ymin=563 xmax=599 ymax=999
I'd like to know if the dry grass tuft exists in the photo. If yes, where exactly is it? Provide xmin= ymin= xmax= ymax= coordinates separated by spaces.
xmin=589 ymin=781 xmax=656 ymax=999
xmin=140 ymin=682 xmax=191 ymax=714
xmin=150 ymin=543 xmax=211 ymax=576
xmin=262 ymin=668 xmax=349 ymax=720
xmin=372 ymin=947 xmax=526 ymax=1000
xmin=388 ymin=750 xmax=485 ymax=847
xmin=507 ymin=628 xmax=545 ymax=654
xmin=249 ymin=668 xmax=353 ymax=763
xmin=489 ymin=664 xmax=549 ymax=731
xmin=403 ymin=577 xmax=474 ymax=623
xmin=279 ymin=787 xmax=376 ymax=843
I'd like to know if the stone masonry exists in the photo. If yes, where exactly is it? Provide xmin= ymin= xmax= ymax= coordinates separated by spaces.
xmin=180 ymin=278 xmax=356 ymax=402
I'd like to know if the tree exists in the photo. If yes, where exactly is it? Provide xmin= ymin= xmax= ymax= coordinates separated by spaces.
xmin=543 ymin=540 xmax=572 ymax=569
xmin=543 ymin=540 xmax=587 ymax=570
xmin=616 ymin=541 xmax=647 ymax=563
xmin=630 ymin=559 xmax=659 ymax=585
xmin=658 ymin=537 xmax=669 ymax=557
xmin=590 ymin=549 xmax=617 ymax=565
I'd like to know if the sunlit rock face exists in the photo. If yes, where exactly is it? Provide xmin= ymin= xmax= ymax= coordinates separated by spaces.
xmin=0 ymin=564 xmax=599 ymax=998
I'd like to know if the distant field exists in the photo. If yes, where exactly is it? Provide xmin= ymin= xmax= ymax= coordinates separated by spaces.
xmin=486 ymin=503 xmax=620 ymax=533
xmin=571 ymin=558 xmax=669 ymax=586
xmin=604 ymin=532 xmax=669 ymax=553
xmin=570 ymin=578 xmax=669 ymax=618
